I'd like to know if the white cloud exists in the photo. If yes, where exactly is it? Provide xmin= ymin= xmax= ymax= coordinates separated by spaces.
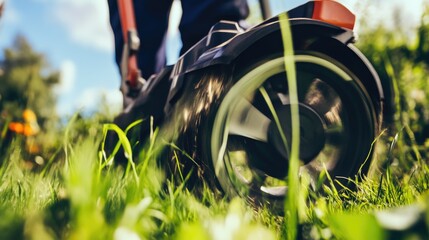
xmin=56 ymin=60 xmax=76 ymax=94
xmin=51 ymin=0 xmax=114 ymax=52
xmin=2 ymin=2 xmax=20 ymax=24
xmin=363 ymin=0 xmax=423 ymax=30
xmin=57 ymin=88 xmax=122 ymax=116
xmin=76 ymin=88 xmax=122 ymax=113
xmin=56 ymin=87 xmax=122 ymax=116
xmin=340 ymin=0 xmax=425 ymax=33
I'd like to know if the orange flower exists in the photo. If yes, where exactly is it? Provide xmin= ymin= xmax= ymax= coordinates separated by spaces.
xmin=9 ymin=122 xmax=24 ymax=134
xmin=8 ymin=109 xmax=40 ymax=136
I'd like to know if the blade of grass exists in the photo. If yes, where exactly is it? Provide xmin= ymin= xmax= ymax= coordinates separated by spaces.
xmin=279 ymin=12 xmax=301 ymax=240
xmin=358 ymin=129 xmax=388 ymax=176
xmin=102 ymin=123 xmax=139 ymax=184
xmin=100 ymin=119 xmax=143 ymax=167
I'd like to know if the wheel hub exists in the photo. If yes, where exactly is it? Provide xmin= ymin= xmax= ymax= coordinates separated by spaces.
xmin=267 ymin=103 xmax=326 ymax=165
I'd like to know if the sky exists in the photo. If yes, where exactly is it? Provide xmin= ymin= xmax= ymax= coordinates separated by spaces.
xmin=0 ymin=0 xmax=425 ymax=116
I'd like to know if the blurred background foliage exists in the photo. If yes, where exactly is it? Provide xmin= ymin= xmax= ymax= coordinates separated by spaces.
xmin=356 ymin=3 xmax=429 ymax=173
xmin=0 ymin=35 xmax=59 ymax=124
xmin=358 ymin=3 xmax=429 ymax=131
xmin=0 ymin=35 xmax=62 ymax=159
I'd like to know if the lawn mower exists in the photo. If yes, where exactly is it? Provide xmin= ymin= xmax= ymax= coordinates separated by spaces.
xmin=109 ymin=0 xmax=390 ymax=211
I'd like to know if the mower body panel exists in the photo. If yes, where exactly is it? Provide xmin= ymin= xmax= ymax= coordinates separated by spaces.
xmin=166 ymin=16 xmax=385 ymax=118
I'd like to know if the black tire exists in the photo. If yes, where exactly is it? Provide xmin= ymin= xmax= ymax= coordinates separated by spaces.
xmin=192 ymin=52 xmax=379 ymax=211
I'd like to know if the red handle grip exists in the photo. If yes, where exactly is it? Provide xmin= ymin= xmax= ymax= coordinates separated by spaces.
xmin=118 ymin=0 xmax=140 ymax=91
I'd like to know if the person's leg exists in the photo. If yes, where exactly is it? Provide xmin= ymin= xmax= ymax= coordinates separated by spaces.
xmin=108 ymin=0 xmax=173 ymax=80
xmin=107 ymin=0 xmax=124 ymax=76
xmin=179 ymin=0 xmax=249 ymax=54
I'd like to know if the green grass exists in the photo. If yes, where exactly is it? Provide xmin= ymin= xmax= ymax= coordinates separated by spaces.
xmin=0 ymin=107 xmax=428 ymax=239
xmin=1 ymin=8 xmax=429 ymax=240
xmin=0 ymin=115 xmax=283 ymax=239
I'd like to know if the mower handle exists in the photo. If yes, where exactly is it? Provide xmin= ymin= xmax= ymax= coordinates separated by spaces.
xmin=258 ymin=0 xmax=272 ymax=20
xmin=118 ymin=0 xmax=144 ymax=100
xmin=0 ymin=1 xmax=4 ymax=19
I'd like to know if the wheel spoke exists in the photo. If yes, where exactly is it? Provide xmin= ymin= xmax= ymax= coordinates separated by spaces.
xmin=324 ymin=125 xmax=344 ymax=147
xmin=260 ymin=186 xmax=287 ymax=197
xmin=229 ymin=97 xmax=271 ymax=142
xmin=304 ymin=78 xmax=340 ymax=117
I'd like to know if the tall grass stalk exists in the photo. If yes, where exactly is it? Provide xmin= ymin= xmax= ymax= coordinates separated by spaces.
xmin=279 ymin=12 xmax=301 ymax=240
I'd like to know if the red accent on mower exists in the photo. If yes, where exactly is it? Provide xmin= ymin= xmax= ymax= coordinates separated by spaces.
xmin=109 ymin=0 xmax=392 ymax=213
xmin=312 ymin=0 xmax=355 ymax=30
xmin=117 ymin=0 xmax=145 ymax=105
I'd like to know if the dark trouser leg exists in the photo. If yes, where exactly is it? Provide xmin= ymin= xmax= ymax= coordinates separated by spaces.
xmin=108 ymin=0 xmax=173 ymax=80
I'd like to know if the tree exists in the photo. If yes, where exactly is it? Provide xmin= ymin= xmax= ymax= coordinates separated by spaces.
xmin=416 ymin=4 xmax=429 ymax=64
xmin=0 ymin=35 xmax=60 ymax=127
